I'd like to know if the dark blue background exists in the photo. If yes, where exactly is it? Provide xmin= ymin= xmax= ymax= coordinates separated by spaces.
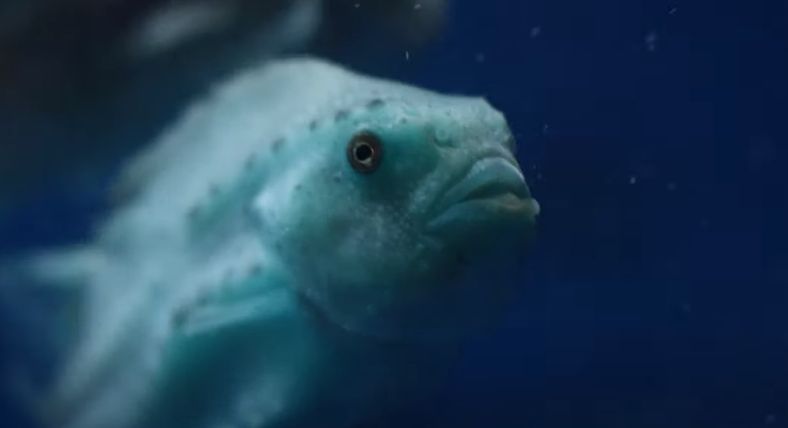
xmin=2 ymin=1 xmax=787 ymax=427
xmin=352 ymin=1 xmax=788 ymax=427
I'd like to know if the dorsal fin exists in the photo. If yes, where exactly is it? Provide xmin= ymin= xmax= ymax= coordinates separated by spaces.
xmin=107 ymin=58 xmax=343 ymax=208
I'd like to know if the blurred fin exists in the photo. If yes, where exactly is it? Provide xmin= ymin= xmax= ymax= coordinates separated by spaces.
xmin=0 ymin=246 xmax=103 ymax=427
xmin=2 ymin=245 xmax=105 ymax=289
xmin=0 ymin=245 xmax=103 ymax=358
xmin=0 ymin=245 xmax=102 ymax=351
xmin=114 ymin=0 xmax=322 ymax=206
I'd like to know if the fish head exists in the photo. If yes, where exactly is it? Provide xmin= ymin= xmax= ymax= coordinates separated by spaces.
xmin=252 ymin=93 xmax=539 ymax=340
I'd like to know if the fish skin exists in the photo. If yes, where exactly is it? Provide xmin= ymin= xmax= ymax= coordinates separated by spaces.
xmin=33 ymin=58 xmax=539 ymax=428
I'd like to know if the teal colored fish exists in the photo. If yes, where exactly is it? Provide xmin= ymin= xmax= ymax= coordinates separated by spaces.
xmin=17 ymin=58 xmax=540 ymax=428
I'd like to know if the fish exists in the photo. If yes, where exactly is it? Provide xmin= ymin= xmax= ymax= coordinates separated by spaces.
xmin=9 ymin=57 xmax=540 ymax=428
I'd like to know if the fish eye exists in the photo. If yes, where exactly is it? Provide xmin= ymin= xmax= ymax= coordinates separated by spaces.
xmin=347 ymin=131 xmax=383 ymax=173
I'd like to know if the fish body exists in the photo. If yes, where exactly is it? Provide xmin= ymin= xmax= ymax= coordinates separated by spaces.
xmin=20 ymin=58 xmax=539 ymax=428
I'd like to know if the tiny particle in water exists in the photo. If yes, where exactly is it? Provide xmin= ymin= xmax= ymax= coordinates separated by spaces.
xmin=645 ymin=31 xmax=658 ymax=52
xmin=667 ymin=181 xmax=677 ymax=191
xmin=414 ymin=3 xmax=422 ymax=10
xmin=530 ymin=26 xmax=542 ymax=38
xmin=669 ymin=7 xmax=678 ymax=15
xmin=405 ymin=50 xmax=410 ymax=61
xmin=766 ymin=414 xmax=777 ymax=425
xmin=629 ymin=176 xmax=638 ymax=185
xmin=474 ymin=52 xmax=486 ymax=63
xmin=542 ymin=123 xmax=550 ymax=134
xmin=354 ymin=3 xmax=360 ymax=9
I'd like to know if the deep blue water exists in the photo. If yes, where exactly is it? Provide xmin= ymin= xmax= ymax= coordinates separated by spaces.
xmin=390 ymin=2 xmax=788 ymax=427
xmin=2 ymin=0 xmax=787 ymax=427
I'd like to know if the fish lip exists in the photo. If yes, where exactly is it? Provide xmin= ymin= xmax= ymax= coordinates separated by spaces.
xmin=426 ymin=152 xmax=529 ymax=227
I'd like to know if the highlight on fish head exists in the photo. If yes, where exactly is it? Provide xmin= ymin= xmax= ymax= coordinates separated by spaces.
xmin=250 ymin=92 xmax=540 ymax=340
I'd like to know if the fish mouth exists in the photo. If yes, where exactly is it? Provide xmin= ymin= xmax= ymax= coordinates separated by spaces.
xmin=426 ymin=155 xmax=538 ymax=235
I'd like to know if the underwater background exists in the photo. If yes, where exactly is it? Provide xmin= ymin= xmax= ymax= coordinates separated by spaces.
xmin=1 ymin=0 xmax=786 ymax=427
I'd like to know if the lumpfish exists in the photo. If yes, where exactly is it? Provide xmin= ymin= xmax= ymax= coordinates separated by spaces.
xmin=12 ymin=58 xmax=540 ymax=428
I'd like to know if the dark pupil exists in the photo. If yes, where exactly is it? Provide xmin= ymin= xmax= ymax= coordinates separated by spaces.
xmin=355 ymin=143 xmax=373 ymax=162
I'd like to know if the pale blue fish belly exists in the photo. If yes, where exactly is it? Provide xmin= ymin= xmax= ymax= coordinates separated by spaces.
xmin=31 ymin=58 xmax=540 ymax=428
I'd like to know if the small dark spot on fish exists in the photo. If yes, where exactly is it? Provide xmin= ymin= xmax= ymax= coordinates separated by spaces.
xmin=194 ymin=293 xmax=210 ymax=306
xmin=171 ymin=307 xmax=189 ymax=329
xmin=187 ymin=205 xmax=201 ymax=219
xmin=294 ymin=184 xmax=303 ymax=191
xmin=334 ymin=110 xmax=350 ymax=122
xmin=272 ymin=138 xmax=285 ymax=153
xmin=309 ymin=120 xmax=319 ymax=131
xmin=244 ymin=154 xmax=257 ymax=170
xmin=248 ymin=264 xmax=263 ymax=276
xmin=366 ymin=98 xmax=385 ymax=109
